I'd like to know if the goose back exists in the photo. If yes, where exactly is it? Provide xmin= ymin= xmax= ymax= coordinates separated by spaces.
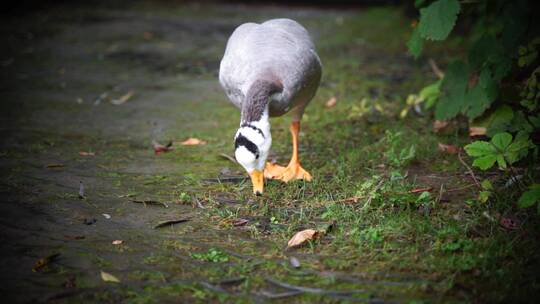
xmin=219 ymin=18 xmax=321 ymax=118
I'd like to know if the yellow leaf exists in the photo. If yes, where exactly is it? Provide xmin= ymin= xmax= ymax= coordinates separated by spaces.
xmin=101 ymin=270 xmax=120 ymax=283
xmin=287 ymin=229 xmax=320 ymax=248
xmin=180 ymin=138 xmax=207 ymax=145
xmin=325 ymin=97 xmax=337 ymax=108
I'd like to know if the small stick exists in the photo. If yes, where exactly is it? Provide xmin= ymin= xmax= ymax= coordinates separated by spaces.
xmin=457 ymin=151 xmax=481 ymax=189
xmin=428 ymin=58 xmax=444 ymax=79
xmin=436 ymin=184 xmax=444 ymax=204
xmin=153 ymin=218 xmax=190 ymax=229
xmin=219 ymin=153 xmax=237 ymax=164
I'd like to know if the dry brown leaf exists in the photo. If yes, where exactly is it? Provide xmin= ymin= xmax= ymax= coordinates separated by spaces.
xmin=110 ymin=90 xmax=134 ymax=105
xmin=180 ymin=137 xmax=207 ymax=145
xmin=32 ymin=253 xmax=60 ymax=272
xmin=438 ymin=143 xmax=460 ymax=154
xmin=433 ymin=120 xmax=449 ymax=133
xmin=469 ymin=127 xmax=487 ymax=137
xmin=100 ymin=270 xmax=120 ymax=283
xmin=112 ymin=240 xmax=123 ymax=245
xmin=325 ymin=96 xmax=337 ymax=108
xmin=79 ymin=151 xmax=95 ymax=156
xmin=287 ymin=229 xmax=320 ymax=248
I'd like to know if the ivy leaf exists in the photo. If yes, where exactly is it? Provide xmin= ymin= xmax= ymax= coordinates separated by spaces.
xmin=418 ymin=0 xmax=461 ymax=41
xmin=435 ymin=60 xmax=469 ymax=120
xmin=407 ymin=27 xmax=424 ymax=59
xmin=517 ymin=184 xmax=540 ymax=209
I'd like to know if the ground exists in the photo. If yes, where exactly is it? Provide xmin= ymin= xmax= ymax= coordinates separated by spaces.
xmin=1 ymin=1 xmax=539 ymax=303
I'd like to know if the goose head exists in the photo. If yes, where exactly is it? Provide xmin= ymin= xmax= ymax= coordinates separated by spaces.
xmin=234 ymin=120 xmax=271 ymax=196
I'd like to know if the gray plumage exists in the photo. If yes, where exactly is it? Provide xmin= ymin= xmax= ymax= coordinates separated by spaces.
xmin=219 ymin=18 xmax=322 ymax=122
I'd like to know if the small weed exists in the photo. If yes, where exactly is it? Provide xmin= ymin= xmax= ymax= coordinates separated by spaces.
xmin=190 ymin=248 xmax=230 ymax=263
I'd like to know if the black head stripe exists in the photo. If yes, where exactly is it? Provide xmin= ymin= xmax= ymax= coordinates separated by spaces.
xmin=240 ymin=123 xmax=265 ymax=138
xmin=235 ymin=133 xmax=260 ymax=159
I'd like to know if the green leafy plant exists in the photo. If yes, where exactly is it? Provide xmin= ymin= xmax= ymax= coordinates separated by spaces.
xmin=406 ymin=0 xmax=539 ymax=212
xmin=464 ymin=132 xmax=533 ymax=170
xmin=190 ymin=248 xmax=229 ymax=263
xmin=382 ymin=131 xmax=416 ymax=168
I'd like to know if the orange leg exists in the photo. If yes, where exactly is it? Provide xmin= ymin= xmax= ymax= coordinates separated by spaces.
xmin=264 ymin=121 xmax=312 ymax=182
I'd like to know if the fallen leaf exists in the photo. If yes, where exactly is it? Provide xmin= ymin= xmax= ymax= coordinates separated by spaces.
xmin=102 ymin=213 xmax=111 ymax=219
xmin=46 ymin=163 xmax=64 ymax=168
xmin=325 ymin=96 xmax=337 ymax=108
xmin=289 ymin=256 xmax=301 ymax=268
xmin=79 ymin=151 xmax=95 ymax=156
xmin=152 ymin=140 xmax=173 ymax=155
xmin=112 ymin=240 xmax=123 ymax=245
xmin=410 ymin=187 xmax=433 ymax=193
xmin=433 ymin=120 xmax=449 ymax=133
xmin=110 ymin=90 xmax=134 ymax=105
xmin=469 ymin=126 xmax=487 ymax=137
xmin=33 ymin=253 xmax=60 ymax=272
xmin=438 ymin=143 xmax=460 ymax=154
xmin=232 ymin=218 xmax=249 ymax=226
xmin=287 ymin=229 xmax=321 ymax=248
xmin=100 ymin=270 xmax=120 ymax=283
xmin=153 ymin=218 xmax=190 ymax=229
xmin=180 ymin=137 xmax=207 ymax=145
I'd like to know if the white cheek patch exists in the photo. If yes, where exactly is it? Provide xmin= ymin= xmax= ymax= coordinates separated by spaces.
xmin=235 ymin=146 xmax=256 ymax=172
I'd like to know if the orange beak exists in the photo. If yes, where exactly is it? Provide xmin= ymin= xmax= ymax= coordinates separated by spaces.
xmin=249 ymin=170 xmax=264 ymax=196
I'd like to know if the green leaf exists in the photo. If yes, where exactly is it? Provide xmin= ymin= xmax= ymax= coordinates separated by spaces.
xmin=464 ymin=141 xmax=495 ymax=157
xmin=464 ymin=68 xmax=497 ymax=119
xmin=496 ymin=154 xmax=507 ymax=169
xmin=518 ymin=184 xmax=540 ymax=208
xmin=491 ymin=132 xmax=512 ymax=151
xmin=435 ymin=60 xmax=469 ymax=120
xmin=418 ymin=0 xmax=461 ymax=41
xmin=408 ymin=27 xmax=424 ymax=59
xmin=481 ymin=179 xmax=493 ymax=190
xmin=478 ymin=191 xmax=491 ymax=203
xmin=469 ymin=34 xmax=498 ymax=70
xmin=472 ymin=155 xmax=497 ymax=170
xmin=420 ymin=80 xmax=442 ymax=109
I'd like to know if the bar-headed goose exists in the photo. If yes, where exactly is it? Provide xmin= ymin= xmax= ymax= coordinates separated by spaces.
xmin=219 ymin=18 xmax=322 ymax=195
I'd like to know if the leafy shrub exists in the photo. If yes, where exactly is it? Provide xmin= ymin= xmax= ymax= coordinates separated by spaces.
xmin=406 ymin=0 xmax=539 ymax=213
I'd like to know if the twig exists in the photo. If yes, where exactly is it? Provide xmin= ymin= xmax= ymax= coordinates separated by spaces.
xmin=436 ymin=184 xmax=444 ymax=204
xmin=219 ymin=153 xmax=237 ymax=164
xmin=335 ymin=196 xmax=365 ymax=204
xmin=195 ymin=197 xmax=206 ymax=209
xmin=265 ymin=277 xmax=367 ymax=295
xmin=457 ymin=151 xmax=481 ymax=189
xmin=259 ymin=290 xmax=303 ymax=299
xmin=428 ymin=58 xmax=444 ymax=79
xmin=153 ymin=218 xmax=190 ymax=229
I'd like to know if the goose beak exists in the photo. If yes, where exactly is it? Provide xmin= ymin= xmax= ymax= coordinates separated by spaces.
xmin=249 ymin=170 xmax=264 ymax=196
